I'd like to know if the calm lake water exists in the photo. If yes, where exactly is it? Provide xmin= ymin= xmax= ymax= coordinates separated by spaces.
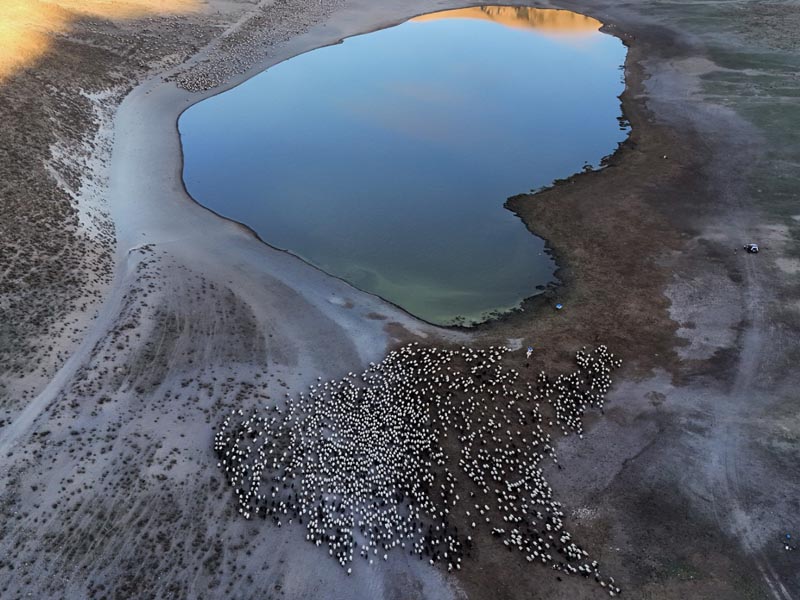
xmin=180 ymin=7 xmax=628 ymax=326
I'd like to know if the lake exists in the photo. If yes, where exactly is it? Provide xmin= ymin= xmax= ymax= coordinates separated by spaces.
xmin=179 ymin=6 xmax=628 ymax=326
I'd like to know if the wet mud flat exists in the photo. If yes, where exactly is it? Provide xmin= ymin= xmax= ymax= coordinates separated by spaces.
xmin=0 ymin=1 xmax=799 ymax=600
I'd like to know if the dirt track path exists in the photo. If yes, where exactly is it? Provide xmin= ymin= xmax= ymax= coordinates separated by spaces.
xmin=714 ymin=253 xmax=793 ymax=600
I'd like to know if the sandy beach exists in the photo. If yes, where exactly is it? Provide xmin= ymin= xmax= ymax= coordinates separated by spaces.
xmin=1 ymin=1 xmax=798 ymax=599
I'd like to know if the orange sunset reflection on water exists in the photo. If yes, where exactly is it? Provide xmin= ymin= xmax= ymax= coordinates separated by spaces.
xmin=0 ymin=0 xmax=199 ymax=82
xmin=412 ymin=6 xmax=602 ymax=36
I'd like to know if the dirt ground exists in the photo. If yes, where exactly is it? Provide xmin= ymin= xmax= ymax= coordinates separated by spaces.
xmin=473 ymin=1 xmax=800 ymax=598
xmin=0 ymin=0 xmax=798 ymax=599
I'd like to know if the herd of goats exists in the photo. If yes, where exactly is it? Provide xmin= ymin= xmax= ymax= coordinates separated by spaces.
xmin=214 ymin=343 xmax=624 ymax=595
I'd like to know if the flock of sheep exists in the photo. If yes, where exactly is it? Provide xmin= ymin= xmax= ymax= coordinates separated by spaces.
xmin=214 ymin=343 xmax=623 ymax=594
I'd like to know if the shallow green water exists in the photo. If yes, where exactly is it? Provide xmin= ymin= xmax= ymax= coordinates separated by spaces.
xmin=180 ymin=7 xmax=628 ymax=326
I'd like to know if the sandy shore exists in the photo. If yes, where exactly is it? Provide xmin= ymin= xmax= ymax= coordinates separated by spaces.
xmin=1 ymin=0 xmax=798 ymax=599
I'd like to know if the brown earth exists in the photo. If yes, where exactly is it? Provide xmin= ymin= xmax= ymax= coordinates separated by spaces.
xmin=471 ymin=2 xmax=800 ymax=599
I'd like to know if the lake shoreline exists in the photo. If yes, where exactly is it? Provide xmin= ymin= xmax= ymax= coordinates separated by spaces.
xmin=177 ymin=9 xmax=627 ymax=328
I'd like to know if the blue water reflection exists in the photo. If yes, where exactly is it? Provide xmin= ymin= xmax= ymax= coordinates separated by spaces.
xmin=180 ymin=7 xmax=628 ymax=325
